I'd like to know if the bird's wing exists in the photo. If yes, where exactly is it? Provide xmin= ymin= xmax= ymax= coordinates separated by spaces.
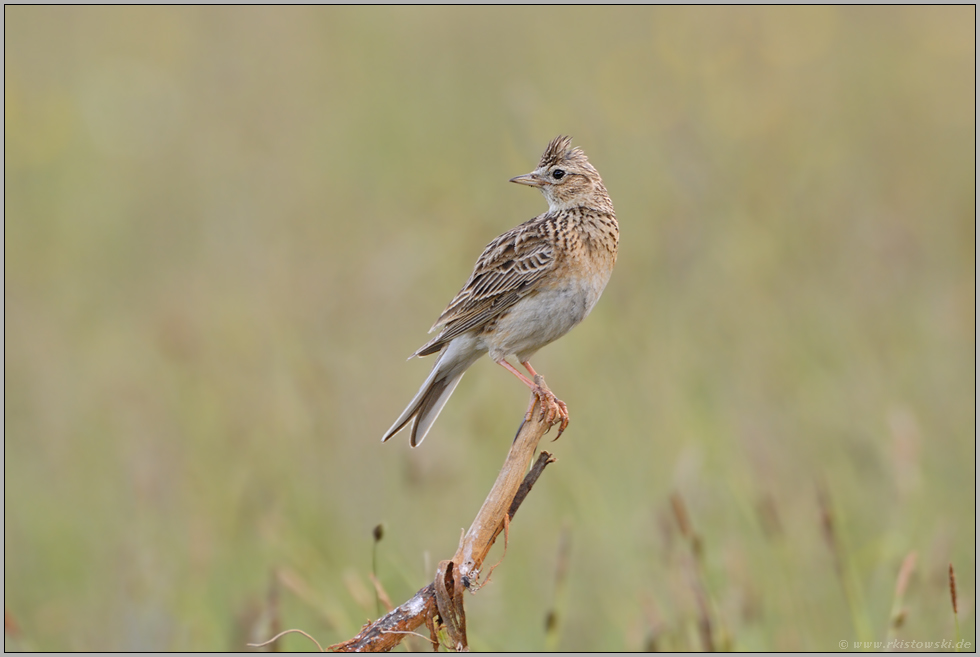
xmin=414 ymin=217 xmax=556 ymax=357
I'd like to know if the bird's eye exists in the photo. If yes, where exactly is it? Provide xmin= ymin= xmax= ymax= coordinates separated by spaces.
xmin=552 ymin=169 xmax=566 ymax=180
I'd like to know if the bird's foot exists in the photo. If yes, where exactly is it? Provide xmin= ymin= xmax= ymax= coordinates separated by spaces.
xmin=525 ymin=375 xmax=570 ymax=439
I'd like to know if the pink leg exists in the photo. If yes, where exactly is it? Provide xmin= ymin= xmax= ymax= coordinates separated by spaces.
xmin=496 ymin=360 xmax=570 ymax=438
xmin=498 ymin=359 xmax=537 ymax=389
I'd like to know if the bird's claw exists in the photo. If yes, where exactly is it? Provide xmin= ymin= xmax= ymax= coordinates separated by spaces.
xmin=524 ymin=384 xmax=570 ymax=439
xmin=552 ymin=399 xmax=569 ymax=440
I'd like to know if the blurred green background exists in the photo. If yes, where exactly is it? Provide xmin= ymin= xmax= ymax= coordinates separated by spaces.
xmin=4 ymin=6 xmax=975 ymax=651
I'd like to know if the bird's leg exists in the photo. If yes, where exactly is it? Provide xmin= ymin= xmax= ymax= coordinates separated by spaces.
xmin=522 ymin=360 xmax=569 ymax=438
xmin=496 ymin=360 xmax=570 ymax=438
xmin=520 ymin=360 xmax=540 ymax=378
xmin=497 ymin=359 xmax=536 ymax=388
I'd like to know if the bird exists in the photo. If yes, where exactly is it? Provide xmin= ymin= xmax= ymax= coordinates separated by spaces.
xmin=382 ymin=135 xmax=618 ymax=447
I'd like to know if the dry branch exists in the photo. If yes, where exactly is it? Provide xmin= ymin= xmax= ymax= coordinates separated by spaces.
xmin=330 ymin=380 xmax=561 ymax=652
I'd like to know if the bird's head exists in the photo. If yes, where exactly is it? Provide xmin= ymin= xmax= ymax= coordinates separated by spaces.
xmin=509 ymin=135 xmax=607 ymax=211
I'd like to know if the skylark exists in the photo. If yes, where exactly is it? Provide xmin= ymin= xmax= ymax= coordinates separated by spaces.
xmin=382 ymin=136 xmax=618 ymax=446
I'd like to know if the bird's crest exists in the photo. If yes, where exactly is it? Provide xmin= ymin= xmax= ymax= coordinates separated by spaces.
xmin=538 ymin=135 xmax=586 ymax=169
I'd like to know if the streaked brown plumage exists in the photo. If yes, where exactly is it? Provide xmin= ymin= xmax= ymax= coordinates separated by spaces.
xmin=383 ymin=136 xmax=618 ymax=446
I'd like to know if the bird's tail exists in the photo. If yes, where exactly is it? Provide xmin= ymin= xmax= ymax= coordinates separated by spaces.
xmin=382 ymin=347 xmax=476 ymax=447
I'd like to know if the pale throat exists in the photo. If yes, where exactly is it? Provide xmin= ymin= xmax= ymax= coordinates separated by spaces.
xmin=544 ymin=193 xmax=594 ymax=213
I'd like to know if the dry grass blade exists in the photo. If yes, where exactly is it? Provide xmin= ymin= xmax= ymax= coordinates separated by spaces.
xmin=368 ymin=573 xmax=393 ymax=614
xmin=544 ymin=522 xmax=573 ymax=651
xmin=670 ymin=493 xmax=702 ymax=561
xmin=669 ymin=492 xmax=717 ymax=651
xmin=949 ymin=563 xmax=963 ymax=650
xmin=816 ymin=482 xmax=873 ymax=644
xmin=886 ymin=550 xmax=917 ymax=645
xmin=4 ymin=608 xmax=20 ymax=638
xmin=949 ymin=563 xmax=958 ymax=615
xmin=248 ymin=628 xmax=325 ymax=652
xmin=372 ymin=524 xmax=384 ymax=618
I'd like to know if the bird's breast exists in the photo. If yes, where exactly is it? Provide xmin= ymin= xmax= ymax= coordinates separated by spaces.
xmin=481 ymin=209 xmax=617 ymax=362
xmin=483 ymin=272 xmax=608 ymax=362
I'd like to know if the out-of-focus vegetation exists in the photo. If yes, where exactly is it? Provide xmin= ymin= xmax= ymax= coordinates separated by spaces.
xmin=4 ymin=6 xmax=975 ymax=651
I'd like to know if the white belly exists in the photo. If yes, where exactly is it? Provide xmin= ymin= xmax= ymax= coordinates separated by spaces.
xmin=484 ymin=274 xmax=607 ymax=362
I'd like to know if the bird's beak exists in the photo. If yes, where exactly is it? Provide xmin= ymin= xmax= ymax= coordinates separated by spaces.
xmin=509 ymin=172 xmax=546 ymax=187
